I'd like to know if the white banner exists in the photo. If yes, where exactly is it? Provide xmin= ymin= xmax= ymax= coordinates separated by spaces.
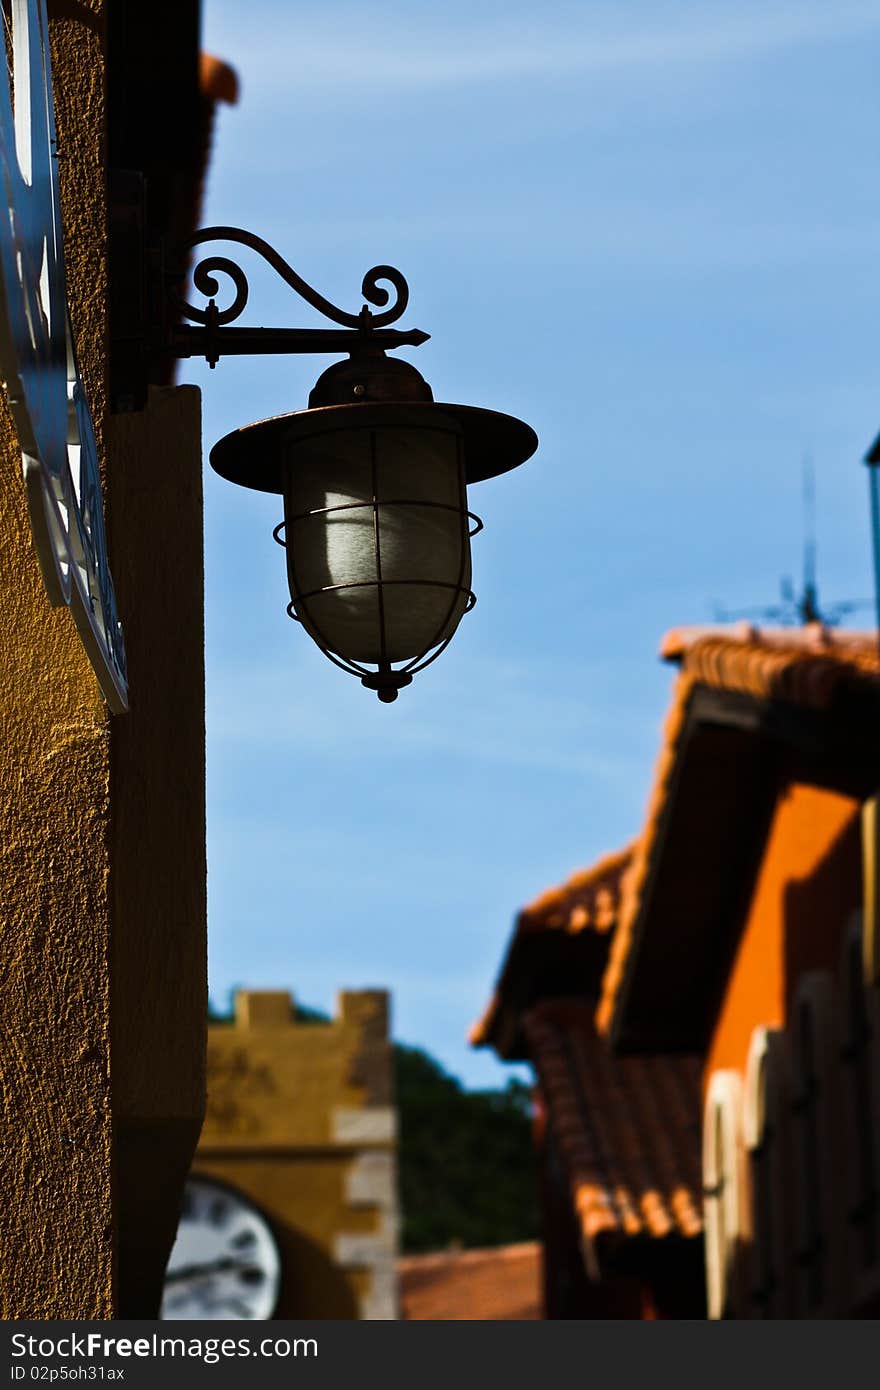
xmin=0 ymin=0 xmax=127 ymax=710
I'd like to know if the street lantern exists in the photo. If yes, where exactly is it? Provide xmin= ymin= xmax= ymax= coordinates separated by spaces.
xmin=170 ymin=228 xmax=537 ymax=700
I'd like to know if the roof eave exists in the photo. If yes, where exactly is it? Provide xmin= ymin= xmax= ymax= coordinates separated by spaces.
xmin=602 ymin=678 xmax=880 ymax=1054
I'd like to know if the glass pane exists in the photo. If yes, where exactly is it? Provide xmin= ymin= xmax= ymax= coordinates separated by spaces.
xmin=283 ymin=423 xmax=470 ymax=663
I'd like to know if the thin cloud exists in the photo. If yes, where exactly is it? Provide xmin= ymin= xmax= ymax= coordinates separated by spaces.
xmin=206 ymin=3 xmax=880 ymax=95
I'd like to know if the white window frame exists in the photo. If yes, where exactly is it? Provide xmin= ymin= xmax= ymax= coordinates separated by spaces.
xmin=703 ymin=1070 xmax=744 ymax=1319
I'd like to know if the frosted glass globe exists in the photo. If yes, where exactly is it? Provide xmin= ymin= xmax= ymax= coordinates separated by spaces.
xmin=283 ymin=420 xmax=471 ymax=664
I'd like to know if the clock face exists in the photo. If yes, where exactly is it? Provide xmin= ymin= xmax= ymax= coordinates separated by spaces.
xmin=161 ymin=1176 xmax=282 ymax=1320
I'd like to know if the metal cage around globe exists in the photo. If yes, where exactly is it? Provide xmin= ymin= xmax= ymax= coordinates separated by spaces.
xmin=209 ymin=390 xmax=537 ymax=702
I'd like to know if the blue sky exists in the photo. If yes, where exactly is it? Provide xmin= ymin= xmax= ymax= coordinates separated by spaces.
xmin=191 ymin=0 xmax=880 ymax=1086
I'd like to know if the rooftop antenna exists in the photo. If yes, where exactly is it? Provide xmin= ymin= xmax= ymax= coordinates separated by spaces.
xmin=801 ymin=451 xmax=819 ymax=623
xmin=713 ymin=454 xmax=872 ymax=628
xmin=863 ymin=432 xmax=880 ymax=657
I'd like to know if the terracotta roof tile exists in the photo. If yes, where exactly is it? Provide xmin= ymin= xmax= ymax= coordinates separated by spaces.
xmin=467 ymin=995 xmax=501 ymax=1048
xmin=595 ymin=625 xmax=880 ymax=1037
xmin=525 ymin=1001 xmax=702 ymax=1257
xmin=199 ymin=54 xmax=240 ymax=105
xmin=519 ymin=844 xmax=637 ymax=935
xmin=662 ymin=623 xmax=880 ymax=710
xmin=469 ymin=844 xmax=636 ymax=1049
xmin=398 ymin=1243 xmax=541 ymax=1320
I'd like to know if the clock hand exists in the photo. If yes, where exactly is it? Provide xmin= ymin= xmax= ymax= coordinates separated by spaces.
xmin=165 ymin=1256 xmax=256 ymax=1285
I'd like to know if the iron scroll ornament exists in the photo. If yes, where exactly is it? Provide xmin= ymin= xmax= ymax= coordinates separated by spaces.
xmin=0 ymin=0 xmax=127 ymax=710
xmin=169 ymin=227 xmax=429 ymax=366
xmin=166 ymin=230 xmax=537 ymax=701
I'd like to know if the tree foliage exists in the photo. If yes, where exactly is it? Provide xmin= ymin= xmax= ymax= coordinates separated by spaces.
xmin=395 ymin=1042 xmax=538 ymax=1253
xmin=208 ymin=997 xmax=539 ymax=1253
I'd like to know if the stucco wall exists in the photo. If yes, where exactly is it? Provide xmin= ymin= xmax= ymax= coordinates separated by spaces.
xmin=705 ymin=782 xmax=861 ymax=1087
xmin=0 ymin=5 xmax=207 ymax=1317
xmin=0 ymin=2 xmax=114 ymax=1320
xmin=197 ymin=991 xmax=400 ymax=1318
xmin=107 ymin=388 xmax=207 ymax=1317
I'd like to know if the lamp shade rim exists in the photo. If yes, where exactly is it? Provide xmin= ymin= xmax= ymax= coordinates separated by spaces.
xmin=209 ymin=400 xmax=538 ymax=493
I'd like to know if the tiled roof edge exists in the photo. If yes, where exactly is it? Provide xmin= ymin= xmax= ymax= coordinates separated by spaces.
xmin=470 ymin=842 xmax=636 ymax=1051
xmin=397 ymin=1241 xmax=541 ymax=1272
xmin=200 ymin=53 xmax=240 ymax=105
xmin=595 ymin=673 xmax=697 ymax=1036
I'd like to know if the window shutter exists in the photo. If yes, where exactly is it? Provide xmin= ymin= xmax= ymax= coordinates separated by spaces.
xmin=791 ymin=972 xmax=846 ymax=1317
xmin=743 ymin=1027 xmax=793 ymax=1318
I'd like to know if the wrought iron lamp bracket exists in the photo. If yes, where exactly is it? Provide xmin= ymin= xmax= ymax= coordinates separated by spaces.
xmin=167 ymin=226 xmax=429 ymax=368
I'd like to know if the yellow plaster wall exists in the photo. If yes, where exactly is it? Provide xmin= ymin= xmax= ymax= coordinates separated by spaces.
xmin=0 ymin=2 xmax=114 ymax=1320
xmin=0 ymin=5 xmax=207 ymax=1317
xmin=193 ymin=1156 xmax=375 ymax=1319
xmin=0 ymin=393 xmax=114 ymax=1316
xmin=201 ymin=991 xmax=391 ymax=1148
xmin=197 ymin=991 xmax=397 ymax=1318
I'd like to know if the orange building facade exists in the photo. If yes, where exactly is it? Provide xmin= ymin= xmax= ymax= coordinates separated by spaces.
xmin=477 ymin=621 xmax=880 ymax=1319
xmin=600 ymin=624 xmax=880 ymax=1319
